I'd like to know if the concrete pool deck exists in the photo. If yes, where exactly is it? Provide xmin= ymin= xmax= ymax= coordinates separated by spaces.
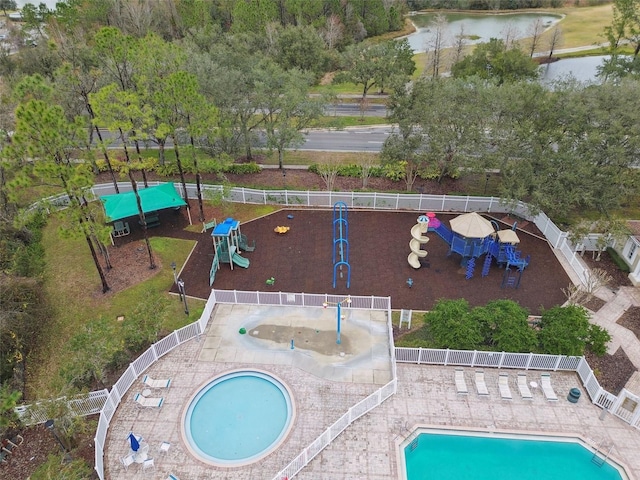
xmin=105 ymin=304 xmax=640 ymax=480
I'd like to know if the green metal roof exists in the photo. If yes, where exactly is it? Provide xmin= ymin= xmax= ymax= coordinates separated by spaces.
xmin=100 ymin=182 xmax=187 ymax=222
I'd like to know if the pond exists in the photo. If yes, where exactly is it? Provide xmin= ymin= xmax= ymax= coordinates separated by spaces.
xmin=539 ymin=55 xmax=609 ymax=84
xmin=406 ymin=12 xmax=563 ymax=53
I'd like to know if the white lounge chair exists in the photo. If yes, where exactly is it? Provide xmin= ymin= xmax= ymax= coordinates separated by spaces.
xmin=143 ymin=375 xmax=171 ymax=388
xmin=517 ymin=373 xmax=533 ymax=400
xmin=159 ymin=441 xmax=171 ymax=454
xmin=134 ymin=393 xmax=164 ymax=408
xmin=455 ymin=368 xmax=468 ymax=395
xmin=540 ymin=373 xmax=558 ymax=401
xmin=142 ymin=457 xmax=155 ymax=472
xmin=498 ymin=373 xmax=512 ymax=400
xmin=120 ymin=453 xmax=135 ymax=471
xmin=475 ymin=370 xmax=489 ymax=396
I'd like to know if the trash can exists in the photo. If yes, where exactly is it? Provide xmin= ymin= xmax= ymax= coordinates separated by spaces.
xmin=567 ymin=388 xmax=581 ymax=403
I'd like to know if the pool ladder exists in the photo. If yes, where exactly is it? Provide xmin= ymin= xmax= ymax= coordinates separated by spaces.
xmin=591 ymin=439 xmax=614 ymax=467
xmin=409 ymin=435 xmax=419 ymax=452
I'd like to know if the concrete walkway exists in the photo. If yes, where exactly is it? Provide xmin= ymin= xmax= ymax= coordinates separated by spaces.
xmin=592 ymin=286 xmax=640 ymax=370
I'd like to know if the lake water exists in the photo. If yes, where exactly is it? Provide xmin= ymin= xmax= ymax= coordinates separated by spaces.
xmin=17 ymin=0 xmax=60 ymax=8
xmin=407 ymin=12 xmax=562 ymax=53
xmin=539 ymin=55 xmax=609 ymax=84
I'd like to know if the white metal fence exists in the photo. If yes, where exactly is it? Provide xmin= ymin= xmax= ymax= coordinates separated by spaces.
xmin=89 ymin=290 xmax=393 ymax=480
xmin=83 ymin=182 xmax=593 ymax=284
xmin=15 ymin=389 xmax=109 ymax=426
xmin=23 ymin=183 xmax=630 ymax=478
xmin=395 ymin=347 xmax=640 ymax=429
xmin=93 ymin=289 xmax=216 ymax=479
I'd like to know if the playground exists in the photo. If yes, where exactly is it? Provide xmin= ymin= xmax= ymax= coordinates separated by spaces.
xmin=111 ymin=207 xmax=571 ymax=314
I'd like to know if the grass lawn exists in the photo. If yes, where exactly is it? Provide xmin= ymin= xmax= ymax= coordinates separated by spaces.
xmin=549 ymin=4 xmax=613 ymax=49
xmin=312 ymin=115 xmax=390 ymax=128
xmin=28 ymin=216 xmax=203 ymax=397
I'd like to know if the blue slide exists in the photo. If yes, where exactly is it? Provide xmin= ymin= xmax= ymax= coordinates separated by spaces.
xmin=504 ymin=246 xmax=529 ymax=270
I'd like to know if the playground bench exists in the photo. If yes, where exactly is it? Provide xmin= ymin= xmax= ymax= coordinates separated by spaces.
xmin=140 ymin=213 xmax=160 ymax=228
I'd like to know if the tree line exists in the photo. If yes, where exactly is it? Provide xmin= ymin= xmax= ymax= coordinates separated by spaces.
xmin=400 ymin=299 xmax=610 ymax=358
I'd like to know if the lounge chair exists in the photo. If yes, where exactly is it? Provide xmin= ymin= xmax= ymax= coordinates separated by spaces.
xmin=498 ymin=373 xmax=512 ymax=400
xmin=517 ymin=373 xmax=533 ymax=400
xmin=159 ymin=441 xmax=171 ymax=454
xmin=540 ymin=373 xmax=558 ymax=401
xmin=143 ymin=375 xmax=171 ymax=388
xmin=134 ymin=393 xmax=164 ymax=408
xmin=455 ymin=368 xmax=468 ymax=395
xmin=167 ymin=475 xmax=180 ymax=480
xmin=120 ymin=453 xmax=135 ymax=471
xmin=475 ymin=370 xmax=489 ymax=396
xmin=142 ymin=457 xmax=155 ymax=472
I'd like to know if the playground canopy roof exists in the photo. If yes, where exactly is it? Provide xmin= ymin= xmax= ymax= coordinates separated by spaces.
xmin=497 ymin=229 xmax=520 ymax=244
xmin=100 ymin=182 xmax=186 ymax=222
xmin=450 ymin=212 xmax=495 ymax=238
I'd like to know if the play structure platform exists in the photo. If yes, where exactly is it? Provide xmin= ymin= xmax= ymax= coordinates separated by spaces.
xmin=426 ymin=212 xmax=531 ymax=287
xmin=209 ymin=218 xmax=255 ymax=286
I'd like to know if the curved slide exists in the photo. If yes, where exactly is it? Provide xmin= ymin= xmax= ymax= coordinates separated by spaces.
xmin=232 ymin=252 xmax=250 ymax=268
xmin=408 ymin=221 xmax=429 ymax=269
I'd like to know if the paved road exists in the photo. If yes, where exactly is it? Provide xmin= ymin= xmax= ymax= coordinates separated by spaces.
xmin=300 ymin=126 xmax=391 ymax=152
xmin=98 ymin=124 xmax=394 ymax=153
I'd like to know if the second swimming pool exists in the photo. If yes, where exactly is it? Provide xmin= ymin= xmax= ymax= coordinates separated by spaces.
xmin=402 ymin=429 xmax=627 ymax=480
xmin=182 ymin=370 xmax=294 ymax=466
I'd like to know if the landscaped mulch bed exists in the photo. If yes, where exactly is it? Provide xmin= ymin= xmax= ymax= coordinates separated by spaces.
xmin=582 ymin=295 xmax=607 ymax=312
xmin=584 ymin=348 xmax=637 ymax=395
xmin=581 ymin=250 xmax=633 ymax=290
xmin=618 ymin=306 xmax=640 ymax=342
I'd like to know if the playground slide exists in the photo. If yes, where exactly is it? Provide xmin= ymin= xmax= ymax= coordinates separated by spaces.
xmin=231 ymin=252 xmax=250 ymax=268
xmin=407 ymin=252 xmax=422 ymax=269
xmin=408 ymin=222 xmax=430 ymax=269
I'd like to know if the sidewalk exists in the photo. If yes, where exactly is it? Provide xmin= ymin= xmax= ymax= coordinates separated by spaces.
xmin=592 ymin=286 xmax=640 ymax=370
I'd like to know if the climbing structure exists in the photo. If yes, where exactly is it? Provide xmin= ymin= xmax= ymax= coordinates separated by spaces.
xmin=332 ymin=202 xmax=351 ymax=288
xmin=209 ymin=217 xmax=254 ymax=285
xmin=427 ymin=212 xmax=531 ymax=286
xmin=408 ymin=215 xmax=430 ymax=269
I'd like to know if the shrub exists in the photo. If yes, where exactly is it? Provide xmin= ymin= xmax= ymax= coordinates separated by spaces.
xmin=223 ymin=162 xmax=261 ymax=174
xmin=382 ymin=162 xmax=406 ymax=182
xmin=154 ymin=162 xmax=180 ymax=176
xmin=606 ymin=247 xmax=630 ymax=273
xmin=31 ymin=454 xmax=93 ymax=480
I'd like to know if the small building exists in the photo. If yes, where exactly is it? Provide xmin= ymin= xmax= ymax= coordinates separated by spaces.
xmin=613 ymin=221 xmax=640 ymax=286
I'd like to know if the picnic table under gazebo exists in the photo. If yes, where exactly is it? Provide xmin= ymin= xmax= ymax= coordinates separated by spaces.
xmin=100 ymin=182 xmax=188 ymax=237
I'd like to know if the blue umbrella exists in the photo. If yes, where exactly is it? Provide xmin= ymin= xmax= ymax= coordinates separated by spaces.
xmin=128 ymin=433 xmax=140 ymax=452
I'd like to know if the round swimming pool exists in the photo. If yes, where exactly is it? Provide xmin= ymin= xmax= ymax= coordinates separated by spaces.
xmin=182 ymin=370 xmax=294 ymax=466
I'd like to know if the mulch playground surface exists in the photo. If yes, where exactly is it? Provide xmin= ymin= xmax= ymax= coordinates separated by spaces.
xmin=116 ymin=207 xmax=570 ymax=315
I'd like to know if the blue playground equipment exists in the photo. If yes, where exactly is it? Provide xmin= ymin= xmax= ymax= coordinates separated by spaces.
xmin=427 ymin=212 xmax=530 ymax=286
xmin=332 ymin=202 xmax=351 ymax=289
xmin=209 ymin=217 xmax=253 ymax=285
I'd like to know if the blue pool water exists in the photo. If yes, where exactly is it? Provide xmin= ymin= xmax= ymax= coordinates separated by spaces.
xmin=184 ymin=371 xmax=293 ymax=465
xmin=404 ymin=431 xmax=625 ymax=480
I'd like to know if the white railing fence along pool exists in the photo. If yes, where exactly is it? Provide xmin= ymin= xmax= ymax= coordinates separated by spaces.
xmin=395 ymin=347 xmax=638 ymax=429
xmin=22 ymin=183 xmax=631 ymax=478
xmin=90 ymin=290 xmax=393 ymax=480
xmin=20 ymin=289 xmax=638 ymax=480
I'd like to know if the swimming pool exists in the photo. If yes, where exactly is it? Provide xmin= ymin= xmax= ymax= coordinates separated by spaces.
xmin=401 ymin=428 xmax=628 ymax=480
xmin=182 ymin=369 xmax=295 ymax=466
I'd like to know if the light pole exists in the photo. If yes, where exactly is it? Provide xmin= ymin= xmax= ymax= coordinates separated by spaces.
xmin=170 ymin=262 xmax=177 ymax=286
xmin=177 ymin=278 xmax=189 ymax=315
xmin=45 ymin=419 xmax=68 ymax=454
